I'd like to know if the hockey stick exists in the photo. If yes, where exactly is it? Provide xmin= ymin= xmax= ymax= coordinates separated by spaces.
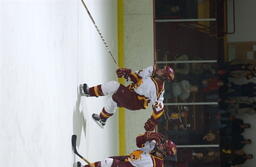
xmin=71 ymin=135 xmax=91 ymax=165
xmin=80 ymin=0 xmax=118 ymax=66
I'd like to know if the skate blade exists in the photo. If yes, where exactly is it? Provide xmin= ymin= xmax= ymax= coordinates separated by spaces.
xmin=92 ymin=118 xmax=105 ymax=128
xmin=79 ymin=84 xmax=90 ymax=97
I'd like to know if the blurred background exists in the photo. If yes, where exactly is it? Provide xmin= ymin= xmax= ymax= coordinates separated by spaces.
xmin=124 ymin=0 xmax=256 ymax=167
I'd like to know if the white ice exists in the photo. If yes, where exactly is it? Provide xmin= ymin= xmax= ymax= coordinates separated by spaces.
xmin=0 ymin=0 xmax=118 ymax=167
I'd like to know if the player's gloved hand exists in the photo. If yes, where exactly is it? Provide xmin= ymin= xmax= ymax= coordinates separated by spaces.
xmin=144 ymin=117 xmax=157 ymax=131
xmin=145 ymin=131 xmax=162 ymax=143
xmin=116 ymin=68 xmax=131 ymax=80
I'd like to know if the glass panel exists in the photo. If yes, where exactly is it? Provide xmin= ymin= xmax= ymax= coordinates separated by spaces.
xmin=159 ymin=63 xmax=219 ymax=103
xmin=158 ymin=105 xmax=220 ymax=145
xmin=165 ymin=148 xmax=220 ymax=167
xmin=155 ymin=0 xmax=217 ymax=19
xmin=155 ymin=22 xmax=219 ymax=61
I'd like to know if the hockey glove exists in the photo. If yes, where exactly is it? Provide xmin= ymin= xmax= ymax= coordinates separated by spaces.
xmin=144 ymin=117 xmax=157 ymax=131
xmin=116 ymin=68 xmax=132 ymax=80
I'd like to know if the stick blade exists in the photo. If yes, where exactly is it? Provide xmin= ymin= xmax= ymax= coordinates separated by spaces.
xmin=71 ymin=135 xmax=77 ymax=152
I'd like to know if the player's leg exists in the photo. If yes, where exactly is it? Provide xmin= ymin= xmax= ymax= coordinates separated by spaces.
xmin=81 ymin=158 xmax=133 ymax=167
xmin=92 ymin=97 xmax=117 ymax=128
xmin=80 ymin=81 xmax=120 ymax=97
xmin=81 ymin=158 xmax=112 ymax=167
xmin=78 ymin=161 xmax=100 ymax=167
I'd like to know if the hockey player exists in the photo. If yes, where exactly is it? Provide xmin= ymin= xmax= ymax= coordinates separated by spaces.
xmin=76 ymin=131 xmax=177 ymax=167
xmin=79 ymin=65 xmax=175 ymax=130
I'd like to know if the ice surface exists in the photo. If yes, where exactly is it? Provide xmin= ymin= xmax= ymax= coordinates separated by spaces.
xmin=0 ymin=0 xmax=118 ymax=166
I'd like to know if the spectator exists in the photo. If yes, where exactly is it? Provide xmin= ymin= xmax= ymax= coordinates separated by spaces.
xmin=170 ymin=80 xmax=198 ymax=101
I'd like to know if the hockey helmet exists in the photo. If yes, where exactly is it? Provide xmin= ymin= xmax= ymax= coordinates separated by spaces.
xmin=165 ymin=139 xmax=177 ymax=156
xmin=163 ymin=66 xmax=175 ymax=81
xmin=156 ymin=138 xmax=177 ymax=157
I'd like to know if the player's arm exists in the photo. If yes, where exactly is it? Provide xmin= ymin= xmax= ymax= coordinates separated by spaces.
xmin=144 ymin=100 xmax=164 ymax=131
xmin=136 ymin=132 xmax=163 ymax=148
xmin=116 ymin=68 xmax=142 ymax=84
xmin=130 ymin=66 xmax=155 ymax=88
xmin=136 ymin=65 xmax=155 ymax=78
xmin=116 ymin=66 xmax=154 ymax=88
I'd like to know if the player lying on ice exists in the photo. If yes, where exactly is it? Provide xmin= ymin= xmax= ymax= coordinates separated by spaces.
xmin=79 ymin=65 xmax=175 ymax=131
xmin=76 ymin=131 xmax=177 ymax=167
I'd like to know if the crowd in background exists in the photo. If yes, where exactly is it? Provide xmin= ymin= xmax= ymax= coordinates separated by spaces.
xmin=159 ymin=59 xmax=256 ymax=167
xmin=217 ymin=61 xmax=256 ymax=167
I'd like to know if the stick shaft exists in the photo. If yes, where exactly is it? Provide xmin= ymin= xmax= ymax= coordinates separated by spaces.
xmin=81 ymin=0 xmax=118 ymax=66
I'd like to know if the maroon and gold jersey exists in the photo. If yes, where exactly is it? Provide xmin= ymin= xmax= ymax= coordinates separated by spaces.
xmin=113 ymin=66 xmax=165 ymax=121
xmin=128 ymin=151 xmax=164 ymax=167
xmin=126 ymin=133 xmax=164 ymax=167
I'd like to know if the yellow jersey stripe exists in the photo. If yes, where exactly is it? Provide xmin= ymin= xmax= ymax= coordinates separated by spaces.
xmin=151 ymin=78 xmax=162 ymax=99
xmin=94 ymin=86 xmax=100 ymax=97
xmin=101 ymin=111 xmax=111 ymax=118
xmin=152 ymin=109 xmax=164 ymax=120
xmin=137 ymin=96 xmax=149 ymax=108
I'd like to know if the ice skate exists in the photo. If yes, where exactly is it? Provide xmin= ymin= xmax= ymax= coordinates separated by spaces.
xmin=92 ymin=113 xmax=106 ymax=128
xmin=79 ymin=83 xmax=89 ymax=96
